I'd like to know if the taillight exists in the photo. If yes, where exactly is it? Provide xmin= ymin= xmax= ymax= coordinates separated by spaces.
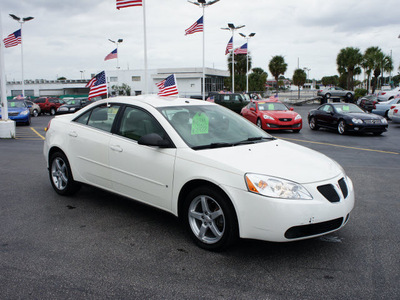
xmin=45 ymin=120 xmax=52 ymax=132
xmin=394 ymin=109 xmax=398 ymax=113
xmin=390 ymin=105 xmax=396 ymax=109
xmin=381 ymin=92 xmax=386 ymax=95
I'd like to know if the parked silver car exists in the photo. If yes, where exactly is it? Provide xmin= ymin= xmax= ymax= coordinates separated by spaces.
xmin=377 ymin=87 xmax=400 ymax=102
xmin=317 ymin=87 xmax=354 ymax=101
xmin=372 ymin=97 xmax=400 ymax=119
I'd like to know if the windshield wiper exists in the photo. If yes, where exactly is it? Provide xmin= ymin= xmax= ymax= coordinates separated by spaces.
xmin=192 ymin=142 xmax=234 ymax=150
xmin=233 ymin=136 xmax=276 ymax=146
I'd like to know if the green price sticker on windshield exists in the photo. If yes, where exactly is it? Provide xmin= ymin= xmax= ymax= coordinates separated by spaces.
xmin=343 ymin=105 xmax=350 ymax=111
xmin=191 ymin=112 xmax=209 ymax=135
xmin=268 ymin=104 xmax=275 ymax=110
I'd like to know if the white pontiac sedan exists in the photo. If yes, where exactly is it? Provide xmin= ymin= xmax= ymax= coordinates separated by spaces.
xmin=44 ymin=96 xmax=355 ymax=251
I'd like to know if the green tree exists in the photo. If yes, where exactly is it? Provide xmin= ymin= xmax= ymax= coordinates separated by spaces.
xmin=248 ymin=67 xmax=268 ymax=92
xmin=226 ymin=52 xmax=252 ymax=91
xmin=321 ymin=75 xmax=339 ymax=86
xmin=362 ymin=46 xmax=380 ymax=93
xmin=268 ymin=55 xmax=287 ymax=94
xmin=292 ymin=69 xmax=307 ymax=99
xmin=336 ymin=47 xmax=363 ymax=91
xmin=112 ymin=83 xmax=131 ymax=96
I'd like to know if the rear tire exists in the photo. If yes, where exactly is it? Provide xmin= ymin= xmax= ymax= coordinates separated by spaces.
xmin=33 ymin=109 xmax=39 ymax=117
xmin=183 ymin=186 xmax=238 ymax=251
xmin=49 ymin=151 xmax=81 ymax=196
xmin=50 ymin=108 xmax=56 ymax=116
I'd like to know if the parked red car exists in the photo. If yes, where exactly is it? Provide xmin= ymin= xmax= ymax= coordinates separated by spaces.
xmin=241 ymin=100 xmax=302 ymax=133
xmin=34 ymin=97 xmax=65 ymax=115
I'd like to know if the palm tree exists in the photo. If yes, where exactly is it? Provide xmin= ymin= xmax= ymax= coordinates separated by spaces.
xmin=362 ymin=46 xmax=380 ymax=93
xmin=268 ymin=55 xmax=287 ymax=94
xmin=226 ymin=52 xmax=252 ymax=91
xmin=336 ymin=47 xmax=363 ymax=91
xmin=293 ymin=69 xmax=307 ymax=99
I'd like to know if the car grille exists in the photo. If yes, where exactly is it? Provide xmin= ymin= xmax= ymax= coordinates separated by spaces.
xmin=284 ymin=217 xmax=344 ymax=239
xmin=8 ymin=112 xmax=19 ymax=116
xmin=364 ymin=119 xmax=382 ymax=124
xmin=317 ymin=177 xmax=348 ymax=203
xmin=278 ymin=118 xmax=292 ymax=122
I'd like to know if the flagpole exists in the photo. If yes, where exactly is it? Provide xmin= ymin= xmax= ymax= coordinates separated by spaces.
xmin=202 ymin=8 xmax=205 ymax=100
xmin=20 ymin=22 xmax=24 ymax=97
xmin=142 ymin=0 xmax=148 ymax=94
xmin=0 ymin=9 xmax=9 ymax=120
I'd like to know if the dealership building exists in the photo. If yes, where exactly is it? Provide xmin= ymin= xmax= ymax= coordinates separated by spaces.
xmin=5 ymin=67 xmax=229 ymax=98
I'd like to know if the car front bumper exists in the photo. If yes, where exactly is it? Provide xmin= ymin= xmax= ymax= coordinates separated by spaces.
xmin=225 ymin=174 xmax=355 ymax=242
xmin=262 ymin=120 xmax=302 ymax=131
xmin=345 ymin=123 xmax=388 ymax=133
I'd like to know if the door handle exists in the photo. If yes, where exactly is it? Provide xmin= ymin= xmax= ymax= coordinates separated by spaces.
xmin=110 ymin=145 xmax=123 ymax=152
xmin=69 ymin=131 xmax=78 ymax=137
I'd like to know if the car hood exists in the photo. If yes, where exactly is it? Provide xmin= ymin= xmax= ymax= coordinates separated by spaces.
xmin=262 ymin=111 xmax=299 ymax=118
xmin=186 ymin=139 xmax=342 ymax=184
xmin=0 ymin=107 xmax=28 ymax=113
xmin=348 ymin=112 xmax=382 ymax=119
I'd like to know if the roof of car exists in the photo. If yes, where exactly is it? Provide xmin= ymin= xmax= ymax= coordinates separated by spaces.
xmin=95 ymin=95 xmax=215 ymax=108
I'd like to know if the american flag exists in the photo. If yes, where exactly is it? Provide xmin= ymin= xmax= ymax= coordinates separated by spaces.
xmin=116 ymin=0 xmax=142 ymax=9
xmin=225 ymin=37 xmax=233 ymax=55
xmin=86 ymin=71 xmax=108 ymax=99
xmin=185 ymin=16 xmax=203 ymax=35
xmin=234 ymin=43 xmax=248 ymax=55
xmin=3 ymin=29 xmax=21 ymax=48
xmin=104 ymin=48 xmax=118 ymax=61
xmin=156 ymin=74 xmax=179 ymax=97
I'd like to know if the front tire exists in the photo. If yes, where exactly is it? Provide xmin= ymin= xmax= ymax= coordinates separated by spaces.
xmin=50 ymin=108 xmax=56 ymax=116
xmin=309 ymin=117 xmax=319 ymax=130
xmin=183 ymin=186 xmax=238 ymax=251
xmin=49 ymin=151 xmax=81 ymax=196
xmin=338 ymin=120 xmax=346 ymax=135
xmin=256 ymin=118 xmax=263 ymax=129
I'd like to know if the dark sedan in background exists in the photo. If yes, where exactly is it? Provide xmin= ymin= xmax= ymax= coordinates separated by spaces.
xmin=308 ymin=103 xmax=388 ymax=135
xmin=56 ymin=98 xmax=88 ymax=115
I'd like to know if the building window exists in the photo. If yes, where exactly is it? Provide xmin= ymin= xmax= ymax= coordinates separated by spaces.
xmin=132 ymin=76 xmax=141 ymax=82
xmin=110 ymin=77 xmax=118 ymax=82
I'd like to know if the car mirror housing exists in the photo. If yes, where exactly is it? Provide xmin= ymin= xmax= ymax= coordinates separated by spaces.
xmin=138 ymin=133 xmax=172 ymax=148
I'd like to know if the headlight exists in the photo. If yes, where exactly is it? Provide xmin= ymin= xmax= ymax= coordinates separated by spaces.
xmin=21 ymin=109 xmax=29 ymax=116
xmin=245 ymin=173 xmax=313 ymax=200
xmin=295 ymin=114 xmax=302 ymax=120
xmin=351 ymin=118 xmax=363 ymax=124
xmin=381 ymin=118 xmax=387 ymax=124
xmin=263 ymin=114 xmax=275 ymax=120
xmin=58 ymin=107 xmax=68 ymax=111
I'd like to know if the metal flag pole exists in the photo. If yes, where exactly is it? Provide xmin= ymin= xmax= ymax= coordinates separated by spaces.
xmin=142 ymin=0 xmax=148 ymax=94
xmin=239 ymin=32 xmax=255 ymax=93
xmin=0 ymin=9 xmax=9 ymax=120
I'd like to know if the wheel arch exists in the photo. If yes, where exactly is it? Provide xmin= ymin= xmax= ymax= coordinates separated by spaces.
xmin=177 ymin=179 xmax=239 ymax=226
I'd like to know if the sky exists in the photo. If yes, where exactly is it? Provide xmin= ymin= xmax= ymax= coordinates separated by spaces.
xmin=2 ymin=0 xmax=400 ymax=82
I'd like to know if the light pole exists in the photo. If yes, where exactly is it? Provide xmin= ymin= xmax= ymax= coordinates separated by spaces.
xmin=108 ymin=38 xmax=123 ymax=69
xmin=9 ymin=14 xmax=34 ymax=98
xmin=222 ymin=23 xmax=245 ymax=93
xmin=303 ymin=67 xmax=311 ymax=89
xmin=239 ymin=32 xmax=255 ymax=93
xmin=188 ymin=0 xmax=219 ymax=100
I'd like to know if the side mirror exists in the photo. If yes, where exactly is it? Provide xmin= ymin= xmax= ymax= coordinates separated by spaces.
xmin=250 ymin=107 xmax=256 ymax=111
xmin=289 ymin=107 xmax=294 ymax=111
xmin=138 ymin=133 xmax=172 ymax=148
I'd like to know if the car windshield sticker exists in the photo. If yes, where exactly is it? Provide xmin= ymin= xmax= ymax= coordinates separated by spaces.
xmin=268 ymin=104 xmax=275 ymax=110
xmin=191 ymin=112 xmax=209 ymax=135
xmin=10 ymin=102 xmax=16 ymax=107
xmin=343 ymin=105 xmax=350 ymax=111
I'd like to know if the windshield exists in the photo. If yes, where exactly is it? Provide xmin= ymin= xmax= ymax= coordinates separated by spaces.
xmin=158 ymin=104 xmax=273 ymax=149
xmin=65 ymin=99 xmax=80 ymax=105
xmin=334 ymin=104 xmax=364 ymax=114
xmin=258 ymin=102 xmax=288 ymax=111
xmin=7 ymin=100 xmax=27 ymax=108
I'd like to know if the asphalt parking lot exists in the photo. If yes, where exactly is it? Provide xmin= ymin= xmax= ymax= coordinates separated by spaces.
xmin=1 ymin=104 xmax=399 ymax=299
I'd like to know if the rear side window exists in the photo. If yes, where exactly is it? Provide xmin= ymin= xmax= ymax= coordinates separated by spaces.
xmin=35 ymin=98 xmax=45 ymax=103
xmin=74 ymin=104 xmax=121 ymax=133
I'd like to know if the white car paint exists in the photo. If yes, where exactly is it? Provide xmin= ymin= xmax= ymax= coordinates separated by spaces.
xmin=44 ymin=96 xmax=355 ymax=248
